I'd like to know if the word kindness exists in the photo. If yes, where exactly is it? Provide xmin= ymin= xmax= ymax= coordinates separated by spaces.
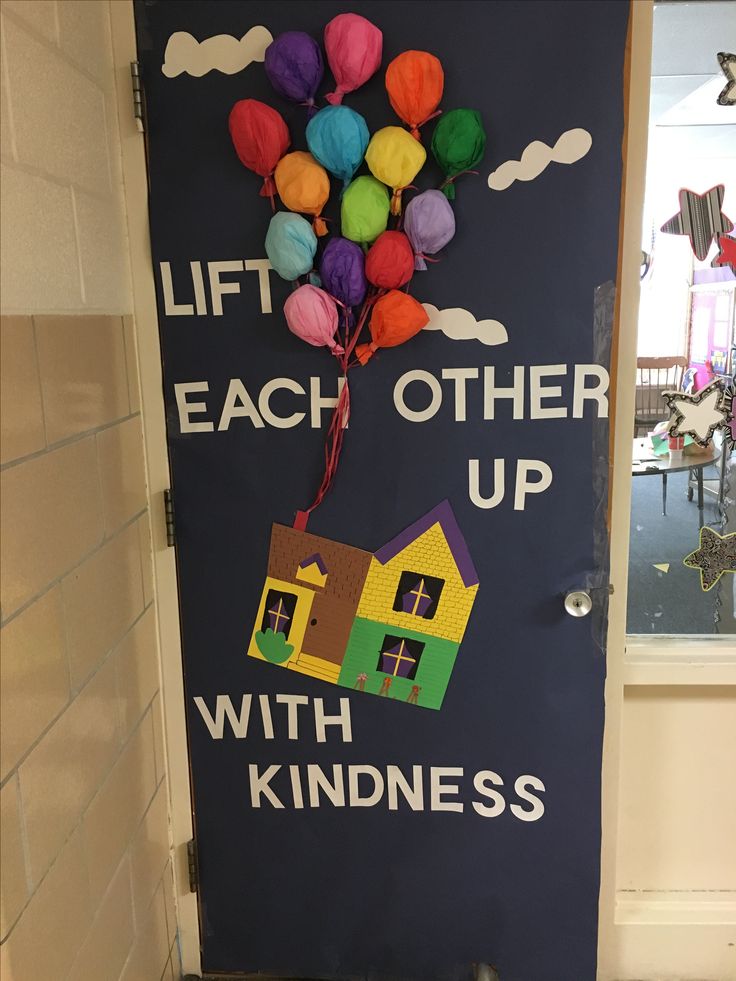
xmin=194 ymin=693 xmax=546 ymax=821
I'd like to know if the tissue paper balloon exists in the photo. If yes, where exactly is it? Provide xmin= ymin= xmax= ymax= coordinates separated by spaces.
xmin=275 ymin=151 xmax=330 ymax=237
xmin=265 ymin=212 xmax=318 ymax=281
xmin=324 ymin=13 xmax=383 ymax=105
xmin=341 ymin=175 xmax=390 ymax=245
xmin=306 ymin=106 xmax=370 ymax=190
xmin=365 ymin=231 xmax=414 ymax=289
xmin=228 ymin=99 xmax=290 ymax=207
xmin=404 ymin=189 xmax=456 ymax=270
xmin=264 ymin=32 xmax=323 ymax=114
xmin=365 ymin=126 xmax=427 ymax=215
xmin=320 ymin=237 xmax=367 ymax=309
xmin=356 ymin=290 xmax=429 ymax=365
xmin=385 ymin=50 xmax=444 ymax=139
xmin=284 ymin=284 xmax=343 ymax=353
xmin=432 ymin=108 xmax=486 ymax=199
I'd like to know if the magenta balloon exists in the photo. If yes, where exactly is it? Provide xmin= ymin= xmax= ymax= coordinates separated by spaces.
xmin=324 ymin=13 xmax=383 ymax=105
xmin=284 ymin=285 xmax=343 ymax=353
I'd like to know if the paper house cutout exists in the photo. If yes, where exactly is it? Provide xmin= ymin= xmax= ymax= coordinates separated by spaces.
xmin=247 ymin=501 xmax=479 ymax=710
xmin=296 ymin=553 xmax=329 ymax=587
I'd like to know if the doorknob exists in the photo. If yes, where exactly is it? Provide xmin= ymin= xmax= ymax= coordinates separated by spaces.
xmin=564 ymin=590 xmax=593 ymax=617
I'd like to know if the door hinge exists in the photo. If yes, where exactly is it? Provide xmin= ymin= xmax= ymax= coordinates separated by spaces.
xmin=164 ymin=489 xmax=176 ymax=547
xmin=187 ymin=838 xmax=199 ymax=893
xmin=130 ymin=61 xmax=145 ymax=133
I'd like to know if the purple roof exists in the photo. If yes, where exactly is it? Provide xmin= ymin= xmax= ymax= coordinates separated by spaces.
xmin=299 ymin=553 xmax=328 ymax=574
xmin=374 ymin=500 xmax=479 ymax=588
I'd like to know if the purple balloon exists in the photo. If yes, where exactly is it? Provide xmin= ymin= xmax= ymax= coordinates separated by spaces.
xmin=264 ymin=32 xmax=324 ymax=113
xmin=404 ymin=189 xmax=456 ymax=270
xmin=320 ymin=237 xmax=367 ymax=310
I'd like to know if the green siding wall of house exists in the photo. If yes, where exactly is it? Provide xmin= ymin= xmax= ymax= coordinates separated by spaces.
xmin=338 ymin=617 xmax=458 ymax=709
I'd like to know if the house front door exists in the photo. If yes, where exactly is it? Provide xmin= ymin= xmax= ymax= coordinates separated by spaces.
xmin=133 ymin=1 xmax=637 ymax=978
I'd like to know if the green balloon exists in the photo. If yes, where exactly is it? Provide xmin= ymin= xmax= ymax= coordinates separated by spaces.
xmin=431 ymin=108 xmax=486 ymax=200
xmin=341 ymin=175 xmax=390 ymax=245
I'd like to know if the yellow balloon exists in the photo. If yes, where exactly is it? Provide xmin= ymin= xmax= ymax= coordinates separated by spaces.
xmin=275 ymin=151 xmax=330 ymax=236
xmin=365 ymin=126 xmax=427 ymax=215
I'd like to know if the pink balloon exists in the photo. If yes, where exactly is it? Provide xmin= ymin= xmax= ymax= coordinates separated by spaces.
xmin=324 ymin=13 xmax=383 ymax=105
xmin=284 ymin=285 xmax=343 ymax=353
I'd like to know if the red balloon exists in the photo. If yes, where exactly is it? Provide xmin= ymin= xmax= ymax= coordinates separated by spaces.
xmin=365 ymin=231 xmax=414 ymax=289
xmin=229 ymin=99 xmax=290 ymax=205
xmin=356 ymin=290 xmax=429 ymax=365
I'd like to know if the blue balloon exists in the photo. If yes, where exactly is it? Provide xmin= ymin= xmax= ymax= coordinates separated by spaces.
xmin=265 ymin=212 xmax=318 ymax=282
xmin=306 ymin=106 xmax=370 ymax=190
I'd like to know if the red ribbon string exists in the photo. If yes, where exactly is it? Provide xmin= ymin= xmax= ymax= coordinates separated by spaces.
xmin=410 ymin=109 xmax=442 ymax=140
xmin=439 ymin=168 xmax=479 ymax=190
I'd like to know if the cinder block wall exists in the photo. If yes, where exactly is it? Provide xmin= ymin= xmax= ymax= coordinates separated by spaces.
xmin=0 ymin=3 xmax=178 ymax=979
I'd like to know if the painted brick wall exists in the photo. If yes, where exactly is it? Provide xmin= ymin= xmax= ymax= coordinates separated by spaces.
xmin=0 ymin=3 xmax=178 ymax=980
xmin=356 ymin=524 xmax=478 ymax=643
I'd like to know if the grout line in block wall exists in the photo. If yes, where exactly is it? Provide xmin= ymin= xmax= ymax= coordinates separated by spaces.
xmin=0 ymin=5 xmax=110 ymax=93
xmin=0 ymin=155 xmax=120 ymax=204
xmin=0 ymin=410 xmax=140 ymax=473
xmin=0 ymin=505 xmax=148 ymax=629
xmin=0 ymin=696 xmax=165 ymax=947
xmin=69 ymin=186 xmax=87 ymax=305
xmin=28 ymin=315 xmax=50 ymax=451
xmin=0 ymin=22 xmax=18 ymax=162
xmin=0 ymin=598 xmax=156 ymax=794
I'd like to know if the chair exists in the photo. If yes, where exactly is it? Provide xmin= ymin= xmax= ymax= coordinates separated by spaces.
xmin=634 ymin=356 xmax=688 ymax=436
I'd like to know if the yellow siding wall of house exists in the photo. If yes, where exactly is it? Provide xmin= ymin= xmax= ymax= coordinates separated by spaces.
xmin=356 ymin=523 xmax=478 ymax=643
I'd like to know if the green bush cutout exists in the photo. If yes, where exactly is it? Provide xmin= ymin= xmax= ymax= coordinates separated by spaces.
xmin=255 ymin=628 xmax=294 ymax=664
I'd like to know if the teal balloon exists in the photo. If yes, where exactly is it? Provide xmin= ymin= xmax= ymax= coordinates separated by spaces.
xmin=265 ymin=212 xmax=317 ymax=281
xmin=306 ymin=105 xmax=369 ymax=190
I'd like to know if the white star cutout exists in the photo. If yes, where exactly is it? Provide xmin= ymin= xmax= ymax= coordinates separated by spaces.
xmin=663 ymin=381 xmax=731 ymax=447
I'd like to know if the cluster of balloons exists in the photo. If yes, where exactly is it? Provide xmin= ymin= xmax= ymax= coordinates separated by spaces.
xmin=227 ymin=12 xmax=486 ymax=516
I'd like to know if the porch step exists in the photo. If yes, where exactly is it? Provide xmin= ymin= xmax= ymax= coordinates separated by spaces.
xmin=288 ymin=651 xmax=341 ymax=684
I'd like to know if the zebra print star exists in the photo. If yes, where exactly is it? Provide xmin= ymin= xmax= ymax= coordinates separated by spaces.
xmin=684 ymin=527 xmax=736 ymax=593
xmin=717 ymin=52 xmax=736 ymax=107
xmin=660 ymin=185 xmax=734 ymax=261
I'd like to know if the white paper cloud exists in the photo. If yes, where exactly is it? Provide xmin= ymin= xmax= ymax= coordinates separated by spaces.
xmin=487 ymin=128 xmax=593 ymax=191
xmin=422 ymin=305 xmax=508 ymax=346
xmin=162 ymin=26 xmax=273 ymax=78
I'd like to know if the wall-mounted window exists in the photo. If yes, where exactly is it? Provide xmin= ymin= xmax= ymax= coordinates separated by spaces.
xmin=393 ymin=572 xmax=445 ymax=619
xmin=377 ymin=635 xmax=424 ymax=679
xmin=261 ymin=589 xmax=298 ymax=637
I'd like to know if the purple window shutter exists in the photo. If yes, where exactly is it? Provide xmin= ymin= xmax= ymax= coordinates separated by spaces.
xmin=268 ymin=598 xmax=290 ymax=634
xmin=401 ymin=579 xmax=432 ymax=617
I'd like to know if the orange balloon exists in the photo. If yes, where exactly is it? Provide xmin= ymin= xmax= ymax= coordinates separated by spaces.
xmin=275 ymin=151 xmax=330 ymax=236
xmin=385 ymin=50 xmax=444 ymax=139
xmin=356 ymin=290 xmax=429 ymax=365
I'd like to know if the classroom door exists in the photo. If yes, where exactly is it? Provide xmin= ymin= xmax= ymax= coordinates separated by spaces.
xmin=133 ymin=2 xmax=632 ymax=978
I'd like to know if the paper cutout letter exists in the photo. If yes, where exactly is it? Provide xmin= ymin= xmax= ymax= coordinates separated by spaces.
xmin=162 ymin=27 xmax=273 ymax=78
xmin=487 ymin=129 xmax=592 ymax=191
xmin=422 ymin=304 xmax=508 ymax=346
xmin=247 ymin=501 xmax=479 ymax=710
xmin=684 ymin=527 xmax=736 ymax=592
xmin=660 ymin=185 xmax=734 ymax=261
xmin=712 ymin=234 xmax=736 ymax=275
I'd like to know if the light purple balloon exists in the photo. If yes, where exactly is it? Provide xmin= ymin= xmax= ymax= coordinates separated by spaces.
xmin=404 ymin=189 xmax=456 ymax=270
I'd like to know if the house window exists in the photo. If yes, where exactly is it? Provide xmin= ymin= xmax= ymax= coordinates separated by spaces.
xmin=261 ymin=589 xmax=298 ymax=638
xmin=377 ymin=635 xmax=424 ymax=679
xmin=393 ymin=572 xmax=445 ymax=620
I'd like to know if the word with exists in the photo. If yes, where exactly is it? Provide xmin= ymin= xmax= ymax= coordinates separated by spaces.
xmin=194 ymin=693 xmax=353 ymax=743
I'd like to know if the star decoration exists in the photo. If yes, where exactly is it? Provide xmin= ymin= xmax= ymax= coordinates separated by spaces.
xmin=662 ymin=379 xmax=732 ymax=447
xmin=717 ymin=52 xmax=736 ymax=107
xmin=712 ymin=233 xmax=736 ymax=275
xmin=660 ymin=185 xmax=734 ymax=260
xmin=684 ymin=527 xmax=736 ymax=592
